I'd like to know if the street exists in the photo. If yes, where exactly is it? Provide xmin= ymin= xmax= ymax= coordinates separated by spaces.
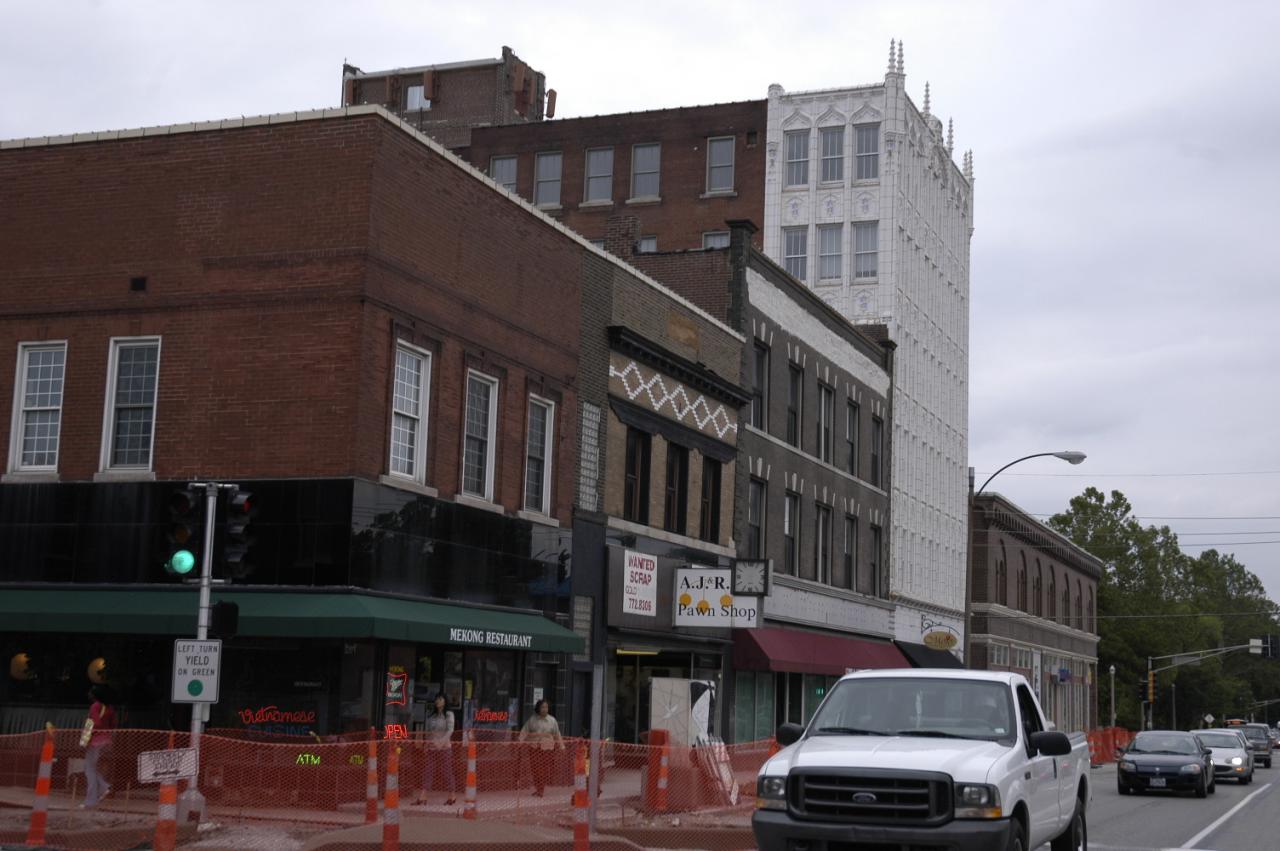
xmin=1050 ymin=764 xmax=1279 ymax=851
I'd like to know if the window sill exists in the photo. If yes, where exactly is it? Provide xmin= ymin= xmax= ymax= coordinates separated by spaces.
xmin=625 ymin=196 xmax=662 ymax=206
xmin=454 ymin=492 xmax=506 ymax=516
xmin=379 ymin=474 xmax=439 ymax=498
xmin=578 ymin=200 xmax=614 ymax=210
xmin=815 ymin=278 xmax=843 ymax=288
xmin=606 ymin=515 xmax=736 ymax=557
xmin=818 ymin=180 xmax=844 ymax=188
xmin=535 ymin=203 xmax=563 ymax=213
xmin=852 ymin=178 xmax=880 ymax=186
xmin=2 ymin=471 xmax=59 ymax=483
xmin=782 ymin=184 xmax=808 ymax=191
xmin=517 ymin=509 xmax=560 ymax=528
xmin=93 ymin=470 xmax=157 ymax=482
xmin=699 ymin=190 xmax=737 ymax=200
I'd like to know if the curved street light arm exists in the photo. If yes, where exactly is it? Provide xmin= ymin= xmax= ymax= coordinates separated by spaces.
xmin=975 ymin=452 xmax=1065 ymax=496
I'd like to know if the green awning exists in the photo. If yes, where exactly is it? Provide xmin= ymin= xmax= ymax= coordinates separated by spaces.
xmin=0 ymin=588 xmax=582 ymax=654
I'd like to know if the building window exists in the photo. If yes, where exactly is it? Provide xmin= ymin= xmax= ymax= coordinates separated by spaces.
xmin=820 ymin=126 xmax=844 ymax=182
xmin=489 ymin=156 xmax=517 ymax=192
xmin=870 ymin=415 xmax=883 ymax=487
xmin=706 ymin=136 xmax=735 ymax=192
xmin=783 ymin=492 xmax=800 ymax=575
xmin=817 ymin=384 xmax=833 ymax=464
xmin=785 ymin=130 xmax=809 ymax=186
xmin=783 ymin=227 xmax=807 ymax=280
xmin=1033 ymin=560 xmax=1043 ymax=616
xmin=786 ymin=364 xmax=803 ymax=448
xmin=102 ymin=338 xmax=160 ymax=469
xmin=584 ymin=147 xmax=614 ymax=202
xmin=1074 ymin=581 xmax=1082 ymax=628
xmin=1062 ymin=585 xmax=1070 ymax=625
xmin=1017 ymin=557 xmax=1028 ymax=611
xmin=813 ymin=504 xmax=832 ymax=584
xmin=623 ymin=428 xmax=651 ymax=524
xmin=747 ymin=478 xmax=766 ymax=558
xmin=855 ymin=124 xmax=880 ymax=180
xmin=389 ymin=343 xmax=431 ymax=482
xmin=869 ymin=524 xmax=882 ymax=595
xmin=534 ymin=152 xmax=562 ymax=206
xmin=1087 ymin=588 xmax=1095 ymax=632
xmin=818 ymin=224 xmax=842 ymax=280
xmin=10 ymin=342 xmax=66 ymax=471
xmin=751 ymin=342 xmax=769 ymax=430
xmin=462 ymin=372 xmax=499 ymax=499
xmin=631 ymin=143 xmax=660 ymax=198
xmin=523 ymin=396 xmax=554 ymax=514
xmin=702 ymin=231 xmax=730 ymax=249
xmin=406 ymin=84 xmax=430 ymax=111
xmin=663 ymin=443 xmax=689 ymax=535
xmin=637 ymin=236 xmax=657 ymax=253
xmin=854 ymin=221 xmax=878 ymax=279
xmin=839 ymin=515 xmax=857 ymax=591
xmin=845 ymin=401 xmax=859 ymax=477
xmin=1048 ymin=570 xmax=1056 ymax=619
xmin=698 ymin=456 xmax=721 ymax=543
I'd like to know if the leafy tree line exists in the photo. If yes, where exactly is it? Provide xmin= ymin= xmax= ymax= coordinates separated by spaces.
xmin=1048 ymin=488 xmax=1280 ymax=730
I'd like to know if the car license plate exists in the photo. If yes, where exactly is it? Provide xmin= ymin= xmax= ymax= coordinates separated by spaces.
xmin=1150 ymin=777 xmax=1167 ymax=788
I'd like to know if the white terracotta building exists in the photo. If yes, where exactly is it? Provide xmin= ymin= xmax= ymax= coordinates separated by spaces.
xmin=762 ymin=41 xmax=974 ymax=655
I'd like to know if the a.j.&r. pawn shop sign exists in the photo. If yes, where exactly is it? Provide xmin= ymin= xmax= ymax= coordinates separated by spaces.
xmin=674 ymin=567 xmax=759 ymax=627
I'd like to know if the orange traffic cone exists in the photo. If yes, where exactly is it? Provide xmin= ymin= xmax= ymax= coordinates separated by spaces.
xmin=574 ymin=744 xmax=590 ymax=851
xmin=655 ymin=742 xmax=669 ymax=812
xmin=382 ymin=745 xmax=400 ymax=851
xmin=25 ymin=723 xmax=55 ymax=847
xmin=153 ymin=777 xmax=178 ymax=851
xmin=463 ymin=734 xmax=478 ymax=820
xmin=365 ymin=733 xmax=380 ymax=823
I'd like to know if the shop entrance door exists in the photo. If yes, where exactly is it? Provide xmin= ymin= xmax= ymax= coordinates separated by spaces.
xmin=613 ymin=651 xmax=692 ymax=744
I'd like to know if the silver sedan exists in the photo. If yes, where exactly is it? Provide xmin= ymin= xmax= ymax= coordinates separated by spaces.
xmin=1195 ymin=729 xmax=1255 ymax=783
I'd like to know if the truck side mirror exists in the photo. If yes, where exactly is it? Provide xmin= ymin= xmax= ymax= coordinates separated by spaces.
xmin=777 ymin=723 xmax=805 ymax=747
xmin=1029 ymin=731 xmax=1071 ymax=757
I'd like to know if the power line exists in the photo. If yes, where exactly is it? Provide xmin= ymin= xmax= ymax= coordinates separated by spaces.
xmin=974 ymin=470 xmax=1280 ymax=479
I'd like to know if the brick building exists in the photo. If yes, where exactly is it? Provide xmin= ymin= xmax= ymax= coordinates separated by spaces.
xmin=968 ymin=493 xmax=1101 ymax=731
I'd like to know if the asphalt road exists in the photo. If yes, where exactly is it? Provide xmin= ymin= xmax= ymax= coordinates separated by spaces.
xmin=1052 ymin=763 xmax=1280 ymax=851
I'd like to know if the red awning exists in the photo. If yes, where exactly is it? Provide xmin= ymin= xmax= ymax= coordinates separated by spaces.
xmin=733 ymin=627 xmax=911 ymax=676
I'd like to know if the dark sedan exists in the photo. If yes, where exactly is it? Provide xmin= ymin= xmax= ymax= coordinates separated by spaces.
xmin=1118 ymin=730 xmax=1216 ymax=797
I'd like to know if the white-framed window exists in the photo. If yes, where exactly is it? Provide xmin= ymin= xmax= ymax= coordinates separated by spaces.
xmin=702 ymin=231 xmax=730 ymax=249
xmin=818 ymin=224 xmax=842 ymax=280
xmin=990 ymin=643 xmax=1009 ymax=667
xmin=388 ymin=342 xmax=432 ymax=482
xmin=462 ymin=371 xmax=499 ymax=500
xmin=855 ymin=124 xmax=880 ymax=180
xmin=534 ymin=152 xmax=562 ymax=206
xmin=490 ymin=156 xmax=517 ymax=192
xmin=783 ymin=227 xmax=807 ymax=280
xmin=584 ymin=147 xmax=614 ymax=202
xmin=820 ymin=126 xmax=844 ymax=182
xmin=631 ymin=143 xmax=660 ymax=198
xmin=706 ymin=136 xmax=735 ymax=192
xmin=406 ymin=84 xmax=430 ymax=111
xmin=100 ymin=337 xmax=161 ymax=470
xmin=854 ymin=221 xmax=878 ymax=278
xmin=785 ymin=130 xmax=809 ymax=186
xmin=9 ymin=342 xmax=67 ymax=471
xmin=523 ymin=395 xmax=555 ymax=514
xmin=637 ymin=236 xmax=657 ymax=254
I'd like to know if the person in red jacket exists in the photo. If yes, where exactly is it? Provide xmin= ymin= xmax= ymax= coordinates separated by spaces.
xmin=81 ymin=685 xmax=116 ymax=808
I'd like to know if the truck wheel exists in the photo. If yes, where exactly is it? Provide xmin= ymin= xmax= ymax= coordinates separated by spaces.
xmin=1007 ymin=816 xmax=1027 ymax=851
xmin=1050 ymin=797 xmax=1087 ymax=851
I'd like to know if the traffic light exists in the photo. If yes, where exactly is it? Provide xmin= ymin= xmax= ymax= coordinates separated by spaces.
xmin=164 ymin=487 xmax=202 ymax=577
xmin=1147 ymin=671 xmax=1156 ymax=703
xmin=1136 ymin=679 xmax=1147 ymax=702
xmin=221 ymin=487 xmax=254 ymax=578
xmin=1266 ymin=635 xmax=1279 ymax=659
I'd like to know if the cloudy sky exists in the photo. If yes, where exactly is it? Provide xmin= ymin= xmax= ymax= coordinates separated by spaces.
xmin=5 ymin=1 xmax=1280 ymax=596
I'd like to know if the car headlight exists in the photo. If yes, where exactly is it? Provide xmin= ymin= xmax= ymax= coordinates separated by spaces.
xmin=955 ymin=784 xmax=1002 ymax=819
xmin=1120 ymin=760 xmax=1136 ymax=772
xmin=755 ymin=775 xmax=787 ymax=811
xmin=1180 ymin=763 xmax=1203 ymax=774
xmin=1232 ymin=757 xmax=1244 ymax=766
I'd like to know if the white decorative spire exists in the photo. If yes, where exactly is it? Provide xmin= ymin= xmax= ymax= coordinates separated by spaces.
xmin=947 ymin=118 xmax=954 ymax=153
xmin=963 ymin=150 xmax=974 ymax=180
xmin=897 ymin=41 xmax=905 ymax=74
xmin=888 ymin=39 xmax=897 ymax=74
xmin=923 ymin=81 xmax=931 ymax=116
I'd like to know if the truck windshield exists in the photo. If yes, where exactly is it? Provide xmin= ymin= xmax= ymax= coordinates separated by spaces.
xmin=808 ymin=678 xmax=1017 ymax=745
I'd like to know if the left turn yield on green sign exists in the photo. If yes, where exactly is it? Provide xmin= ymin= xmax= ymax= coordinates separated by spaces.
xmin=172 ymin=638 xmax=222 ymax=704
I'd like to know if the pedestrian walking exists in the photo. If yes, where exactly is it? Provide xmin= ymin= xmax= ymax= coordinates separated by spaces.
xmin=418 ymin=693 xmax=456 ymax=805
xmin=81 ymin=685 xmax=116 ymax=808
xmin=518 ymin=699 xmax=564 ymax=797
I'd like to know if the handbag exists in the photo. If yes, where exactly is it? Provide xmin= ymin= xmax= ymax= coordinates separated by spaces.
xmin=79 ymin=716 xmax=94 ymax=748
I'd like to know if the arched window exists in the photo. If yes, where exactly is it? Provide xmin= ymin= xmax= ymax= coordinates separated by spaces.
xmin=1048 ymin=569 xmax=1056 ymax=619
xmin=1033 ymin=559 xmax=1043 ymax=617
xmin=996 ymin=540 xmax=1008 ymax=606
xmin=1087 ymin=587 xmax=1095 ymax=633
xmin=1062 ymin=582 xmax=1070 ymax=626
xmin=1017 ymin=553 xmax=1027 ymax=611
xmin=1075 ymin=580 xmax=1083 ymax=629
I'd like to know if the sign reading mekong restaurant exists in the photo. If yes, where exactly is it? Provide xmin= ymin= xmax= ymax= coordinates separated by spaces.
xmin=447 ymin=627 xmax=534 ymax=649
xmin=673 ymin=568 xmax=759 ymax=628
xmin=622 ymin=549 xmax=658 ymax=617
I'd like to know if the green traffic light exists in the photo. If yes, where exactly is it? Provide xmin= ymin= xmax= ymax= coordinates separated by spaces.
xmin=166 ymin=549 xmax=196 ymax=576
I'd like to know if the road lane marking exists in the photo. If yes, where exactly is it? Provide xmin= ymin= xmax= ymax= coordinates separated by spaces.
xmin=1180 ymin=782 xmax=1272 ymax=848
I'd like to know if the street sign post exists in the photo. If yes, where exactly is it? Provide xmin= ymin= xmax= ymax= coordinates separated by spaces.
xmin=172 ymin=638 xmax=222 ymax=704
xmin=137 ymin=748 xmax=199 ymax=783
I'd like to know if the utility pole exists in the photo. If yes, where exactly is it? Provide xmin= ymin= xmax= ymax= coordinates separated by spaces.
xmin=1171 ymin=683 xmax=1176 ymax=730
xmin=1109 ymin=664 xmax=1116 ymax=729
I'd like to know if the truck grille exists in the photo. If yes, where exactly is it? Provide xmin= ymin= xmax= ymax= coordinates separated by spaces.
xmin=789 ymin=769 xmax=952 ymax=825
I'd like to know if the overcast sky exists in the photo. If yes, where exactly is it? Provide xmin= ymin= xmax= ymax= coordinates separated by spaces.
xmin=5 ymin=1 xmax=1280 ymax=601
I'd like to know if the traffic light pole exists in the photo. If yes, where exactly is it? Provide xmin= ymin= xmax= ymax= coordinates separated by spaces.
xmin=181 ymin=481 xmax=223 ymax=824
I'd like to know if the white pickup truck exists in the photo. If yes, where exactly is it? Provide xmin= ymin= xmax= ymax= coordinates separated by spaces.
xmin=753 ymin=669 xmax=1091 ymax=851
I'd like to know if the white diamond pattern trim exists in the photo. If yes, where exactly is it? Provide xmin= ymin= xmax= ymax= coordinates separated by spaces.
xmin=610 ymin=360 xmax=738 ymax=440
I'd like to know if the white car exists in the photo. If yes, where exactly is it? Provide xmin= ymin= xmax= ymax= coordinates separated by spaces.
xmin=1196 ymin=729 xmax=1254 ymax=784
xmin=752 ymin=669 xmax=1091 ymax=851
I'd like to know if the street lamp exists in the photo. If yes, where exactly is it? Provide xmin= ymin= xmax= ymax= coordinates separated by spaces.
xmin=975 ymin=451 xmax=1087 ymax=496
xmin=1109 ymin=665 xmax=1116 ymax=729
